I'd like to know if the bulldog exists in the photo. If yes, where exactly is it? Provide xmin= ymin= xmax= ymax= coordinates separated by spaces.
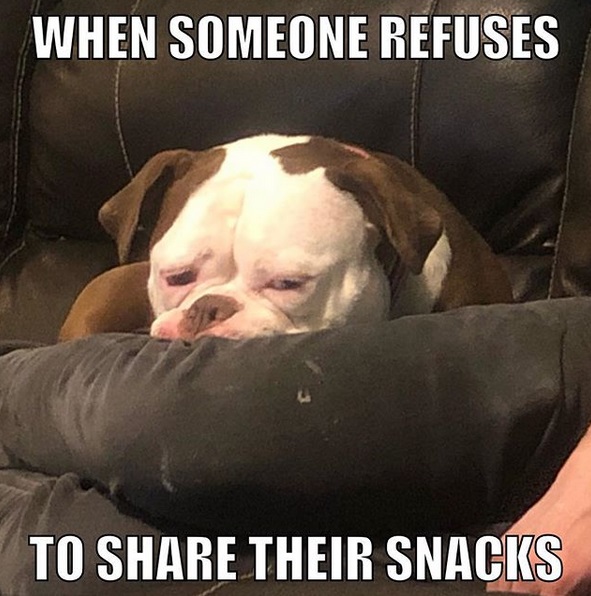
xmin=59 ymin=134 xmax=512 ymax=341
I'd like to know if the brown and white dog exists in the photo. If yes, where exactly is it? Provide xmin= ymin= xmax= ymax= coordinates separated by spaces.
xmin=59 ymin=134 xmax=512 ymax=341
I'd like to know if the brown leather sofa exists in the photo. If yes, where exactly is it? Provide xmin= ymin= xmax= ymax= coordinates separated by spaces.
xmin=1 ymin=1 xmax=591 ymax=594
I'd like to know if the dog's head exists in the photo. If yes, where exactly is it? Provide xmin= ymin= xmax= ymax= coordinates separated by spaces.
xmin=99 ymin=135 xmax=445 ymax=340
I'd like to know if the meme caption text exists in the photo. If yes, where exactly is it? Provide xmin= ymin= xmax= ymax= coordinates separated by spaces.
xmin=30 ymin=534 xmax=562 ymax=582
xmin=31 ymin=14 xmax=560 ymax=61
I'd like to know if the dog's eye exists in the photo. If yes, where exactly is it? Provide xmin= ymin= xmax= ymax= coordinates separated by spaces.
xmin=165 ymin=269 xmax=197 ymax=287
xmin=266 ymin=278 xmax=307 ymax=291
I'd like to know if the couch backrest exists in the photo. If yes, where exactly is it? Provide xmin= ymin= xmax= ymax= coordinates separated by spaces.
xmin=2 ymin=0 xmax=591 ymax=341
xmin=0 ymin=1 xmax=35 ymax=253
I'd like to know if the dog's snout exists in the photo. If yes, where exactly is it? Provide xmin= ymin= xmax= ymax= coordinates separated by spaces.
xmin=179 ymin=295 xmax=242 ymax=338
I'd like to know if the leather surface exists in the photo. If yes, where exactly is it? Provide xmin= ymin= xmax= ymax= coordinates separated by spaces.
xmin=0 ymin=230 xmax=116 ymax=342
xmin=2 ymin=0 xmax=591 ymax=341
xmin=549 ymin=24 xmax=591 ymax=298
xmin=0 ymin=1 xmax=34 ymax=255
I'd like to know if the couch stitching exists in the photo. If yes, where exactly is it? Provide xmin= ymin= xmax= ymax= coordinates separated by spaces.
xmin=410 ymin=0 xmax=439 ymax=167
xmin=547 ymin=22 xmax=591 ymax=299
xmin=5 ymin=0 xmax=41 ymax=244
xmin=114 ymin=0 xmax=142 ymax=181
xmin=0 ymin=238 xmax=26 ymax=275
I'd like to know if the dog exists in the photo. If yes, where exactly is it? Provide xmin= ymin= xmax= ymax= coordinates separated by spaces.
xmin=59 ymin=134 xmax=513 ymax=341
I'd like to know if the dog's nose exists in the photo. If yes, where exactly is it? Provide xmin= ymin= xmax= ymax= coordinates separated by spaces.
xmin=179 ymin=295 xmax=242 ymax=338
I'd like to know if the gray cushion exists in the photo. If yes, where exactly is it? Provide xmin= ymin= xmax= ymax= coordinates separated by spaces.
xmin=2 ymin=298 xmax=590 ymax=536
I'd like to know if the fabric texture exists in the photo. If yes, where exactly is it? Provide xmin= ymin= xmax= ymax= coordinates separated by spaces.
xmin=2 ymin=299 xmax=590 ymax=539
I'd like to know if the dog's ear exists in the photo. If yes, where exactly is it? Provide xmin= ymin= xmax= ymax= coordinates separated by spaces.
xmin=99 ymin=150 xmax=196 ymax=264
xmin=100 ymin=148 xmax=226 ymax=264
xmin=325 ymin=153 xmax=444 ymax=275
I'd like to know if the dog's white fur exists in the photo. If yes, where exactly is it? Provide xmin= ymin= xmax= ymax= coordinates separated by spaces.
xmin=148 ymin=134 xmax=451 ymax=340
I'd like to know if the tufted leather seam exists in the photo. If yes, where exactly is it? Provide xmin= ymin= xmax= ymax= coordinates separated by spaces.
xmin=114 ymin=0 xmax=143 ymax=182
xmin=547 ymin=22 xmax=591 ymax=299
xmin=410 ymin=0 xmax=439 ymax=168
xmin=4 ymin=0 xmax=41 ymax=246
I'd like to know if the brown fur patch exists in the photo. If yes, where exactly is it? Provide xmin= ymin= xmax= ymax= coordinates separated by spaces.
xmin=150 ymin=148 xmax=226 ymax=248
xmin=373 ymin=152 xmax=513 ymax=307
xmin=272 ymin=137 xmax=362 ymax=174
xmin=59 ymin=261 xmax=152 ymax=341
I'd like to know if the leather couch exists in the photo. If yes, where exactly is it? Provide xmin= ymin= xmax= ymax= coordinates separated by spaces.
xmin=1 ymin=1 xmax=591 ymax=594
